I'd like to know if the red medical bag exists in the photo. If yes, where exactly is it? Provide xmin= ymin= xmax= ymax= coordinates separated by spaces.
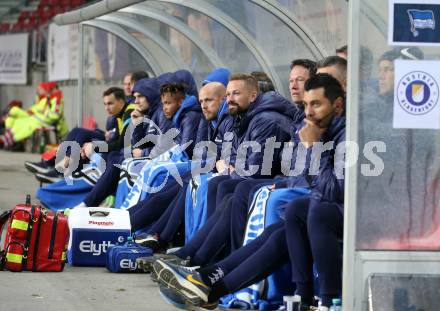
xmin=0 ymin=195 xmax=69 ymax=272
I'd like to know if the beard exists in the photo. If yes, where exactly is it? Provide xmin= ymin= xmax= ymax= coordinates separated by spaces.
xmin=307 ymin=112 xmax=335 ymax=129
xmin=228 ymin=103 xmax=239 ymax=116
xmin=204 ymin=114 xmax=216 ymax=121
xmin=228 ymin=102 xmax=249 ymax=116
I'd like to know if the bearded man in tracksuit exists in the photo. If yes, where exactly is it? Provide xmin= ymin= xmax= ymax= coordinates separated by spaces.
xmin=167 ymin=72 xmax=298 ymax=262
xmin=155 ymin=73 xmax=346 ymax=311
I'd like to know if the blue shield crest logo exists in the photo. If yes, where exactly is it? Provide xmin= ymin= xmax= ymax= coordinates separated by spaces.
xmin=397 ymin=70 xmax=439 ymax=115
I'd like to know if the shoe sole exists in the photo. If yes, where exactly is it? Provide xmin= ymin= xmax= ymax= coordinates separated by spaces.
xmin=35 ymin=173 xmax=62 ymax=184
xmin=154 ymin=260 xmax=208 ymax=305
xmin=185 ymin=302 xmax=219 ymax=311
xmin=25 ymin=162 xmax=51 ymax=174
xmin=159 ymin=285 xmax=186 ymax=309
xmin=151 ymin=270 xmax=158 ymax=283
xmin=138 ymin=254 xmax=179 ymax=279
xmin=134 ymin=237 xmax=157 ymax=244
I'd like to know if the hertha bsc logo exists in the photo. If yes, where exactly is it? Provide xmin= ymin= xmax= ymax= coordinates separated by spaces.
xmin=396 ymin=71 xmax=439 ymax=115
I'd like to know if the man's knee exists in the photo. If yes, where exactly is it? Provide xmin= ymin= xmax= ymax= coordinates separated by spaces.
xmin=307 ymin=202 xmax=338 ymax=228
xmin=284 ymin=196 xmax=310 ymax=223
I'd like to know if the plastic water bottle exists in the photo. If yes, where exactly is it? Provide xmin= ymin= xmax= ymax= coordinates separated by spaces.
xmin=103 ymin=195 xmax=115 ymax=208
xmin=39 ymin=133 xmax=46 ymax=154
xmin=283 ymin=295 xmax=301 ymax=311
xmin=329 ymin=298 xmax=342 ymax=311
xmin=63 ymin=208 xmax=71 ymax=217
xmin=25 ymin=194 xmax=31 ymax=205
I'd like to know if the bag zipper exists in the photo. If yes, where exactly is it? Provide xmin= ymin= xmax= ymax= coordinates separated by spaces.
xmin=32 ymin=215 xmax=43 ymax=271
xmin=48 ymin=214 xmax=58 ymax=259
xmin=22 ymin=205 xmax=36 ymax=269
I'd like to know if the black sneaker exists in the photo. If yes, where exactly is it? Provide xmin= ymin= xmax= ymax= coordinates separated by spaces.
xmin=24 ymin=159 xmax=54 ymax=174
xmin=137 ymin=253 xmax=182 ymax=273
xmin=134 ymin=233 xmax=160 ymax=251
xmin=35 ymin=168 xmax=63 ymax=184
xmin=142 ymin=253 xmax=192 ymax=282
xmin=154 ymin=259 xmax=210 ymax=305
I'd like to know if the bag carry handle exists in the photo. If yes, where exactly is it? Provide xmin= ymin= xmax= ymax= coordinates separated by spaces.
xmin=88 ymin=207 xmax=113 ymax=217
xmin=0 ymin=210 xmax=12 ymax=270
xmin=0 ymin=210 xmax=12 ymax=234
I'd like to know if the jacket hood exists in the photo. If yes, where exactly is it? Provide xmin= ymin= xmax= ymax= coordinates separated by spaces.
xmin=321 ymin=115 xmax=346 ymax=143
xmin=172 ymin=95 xmax=200 ymax=127
xmin=202 ymin=68 xmax=230 ymax=87
xmin=132 ymin=77 xmax=162 ymax=114
xmin=211 ymin=99 xmax=229 ymax=129
xmin=232 ymin=91 xmax=291 ymax=136
xmin=157 ymin=70 xmax=198 ymax=98
xmin=125 ymin=95 xmax=135 ymax=104
xmin=50 ymin=89 xmax=63 ymax=101
xmin=243 ymin=91 xmax=291 ymax=122
xmin=174 ymin=70 xmax=198 ymax=98
xmin=250 ymin=91 xmax=291 ymax=115
xmin=286 ymin=102 xmax=305 ymax=121
xmin=39 ymin=82 xmax=58 ymax=93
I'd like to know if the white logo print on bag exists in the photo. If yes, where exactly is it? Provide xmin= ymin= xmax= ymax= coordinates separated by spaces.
xmin=120 ymin=259 xmax=138 ymax=270
xmin=79 ymin=240 xmax=114 ymax=256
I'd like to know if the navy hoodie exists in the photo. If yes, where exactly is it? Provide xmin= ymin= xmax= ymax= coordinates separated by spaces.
xmin=131 ymin=77 xmax=173 ymax=157
xmin=157 ymin=69 xmax=198 ymax=98
xmin=133 ymin=70 xmax=201 ymax=158
xmin=229 ymin=91 xmax=294 ymax=179
xmin=306 ymin=116 xmax=345 ymax=213
xmin=171 ymin=95 xmax=203 ymax=158
xmin=275 ymin=116 xmax=345 ymax=194
xmin=202 ymin=68 xmax=230 ymax=88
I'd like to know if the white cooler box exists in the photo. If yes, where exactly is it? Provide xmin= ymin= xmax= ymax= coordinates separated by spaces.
xmin=68 ymin=207 xmax=131 ymax=266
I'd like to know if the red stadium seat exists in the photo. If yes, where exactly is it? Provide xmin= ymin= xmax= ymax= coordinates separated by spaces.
xmin=18 ymin=11 xmax=30 ymax=21
xmin=39 ymin=16 xmax=48 ymax=25
xmin=61 ymin=0 xmax=71 ymax=6
xmin=23 ymin=18 xmax=37 ymax=31
xmin=39 ymin=0 xmax=50 ymax=6
xmin=49 ymin=7 xmax=57 ymax=17
xmin=0 ymin=23 xmax=10 ymax=33
xmin=38 ymin=6 xmax=56 ymax=21
xmin=38 ymin=5 xmax=46 ymax=15
xmin=12 ymin=21 xmax=24 ymax=32
xmin=71 ymin=0 xmax=84 ymax=7
xmin=30 ymin=11 xmax=39 ymax=19
xmin=54 ymin=6 xmax=65 ymax=15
